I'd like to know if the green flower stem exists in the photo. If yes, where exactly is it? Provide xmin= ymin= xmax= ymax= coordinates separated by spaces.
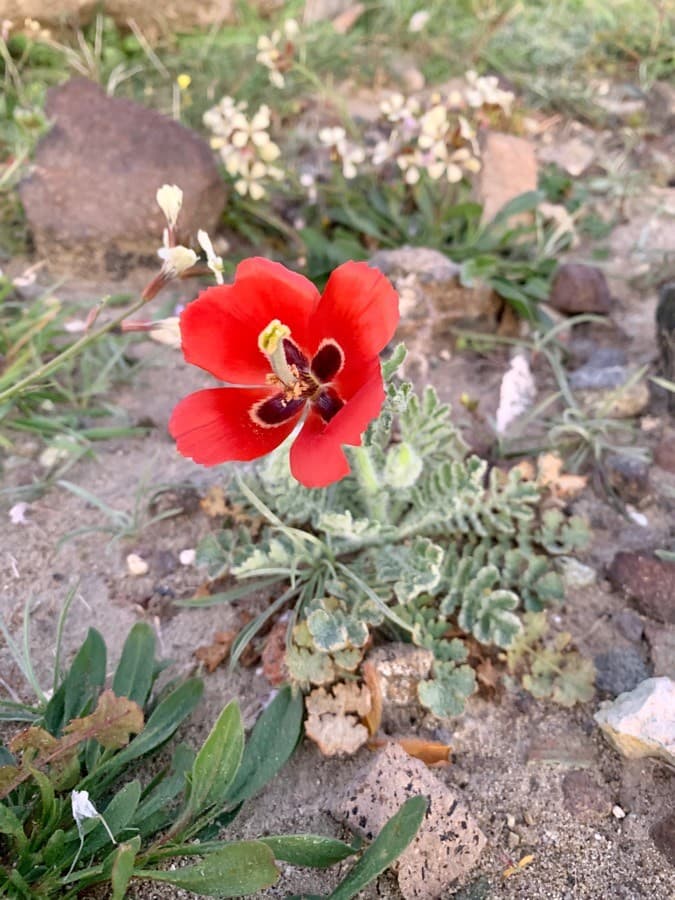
xmin=0 ymin=294 xmax=147 ymax=406
xmin=349 ymin=445 xmax=388 ymax=521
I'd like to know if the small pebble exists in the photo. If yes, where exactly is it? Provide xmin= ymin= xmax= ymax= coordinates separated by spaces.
xmin=612 ymin=805 xmax=626 ymax=819
xmin=625 ymin=506 xmax=648 ymax=527
xmin=506 ymin=814 xmax=516 ymax=829
xmin=126 ymin=553 xmax=149 ymax=576
xmin=507 ymin=830 xmax=520 ymax=849
xmin=179 ymin=548 xmax=196 ymax=566
xmin=523 ymin=810 xmax=535 ymax=826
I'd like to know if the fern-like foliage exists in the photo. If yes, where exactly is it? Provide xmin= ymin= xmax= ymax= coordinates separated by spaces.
xmin=197 ymin=365 xmax=591 ymax=719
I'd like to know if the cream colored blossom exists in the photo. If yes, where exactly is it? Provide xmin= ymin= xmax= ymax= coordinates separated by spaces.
xmin=197 ymin=229 xmax=225 ymax=284
xmin=156 ymin=184 xmax=183 ymax=228
xmin=157 ymin=245 xmax=198 ymax=276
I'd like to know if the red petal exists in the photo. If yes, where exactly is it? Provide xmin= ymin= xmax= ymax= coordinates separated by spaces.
xmin=180 ymin=258 xmax=320 ymax=385
xmin=169 ymin=387 xmax=301 ymax=465
xmin=289 ymin=366 xmax=385 ymax=488
xmin=308 ymin=261 xmax=399 ymax=396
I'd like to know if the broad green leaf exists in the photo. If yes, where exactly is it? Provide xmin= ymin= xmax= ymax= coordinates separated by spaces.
xmin=112 ymin=623 xmax=156 ymax=706
xmin=226 ymin=685 xmax=303 ymax=807
xmin=43 ymin=829 xmax=66 ymax=867
xmin=418 ymin=665 xmax=476 ymax=718
xmin=489 ymin=190 xmax=543 ymax=225
xmin=82 ymin=780 xmax=141 ymax=855
xmin=260 ymin=835 xmax=355 ymax=868
xmin=136 ymin=840 xmax=279 ymax=897
xmin=111 ymin=840 xmax=138 ymax=900
xmin=63 ymin=690 xmax=144 ymax=749
xmin=0 ymin=803 xmax=26 ymax=848
xmin=44 ymin=629 xmax=107 ymax=735
xmin=186 ymin=700 xmax=244 ymax=819
xmin=79 ymin=679 xmax=203 ymax=792
xmin=329 ymin=796 xmax=427 ymax=900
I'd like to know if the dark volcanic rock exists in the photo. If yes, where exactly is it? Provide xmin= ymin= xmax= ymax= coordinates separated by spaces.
xmin=608 ymin=552 xmax=675 ymax=624
xmin=549 ymin=263 xmax=613 ymax=315
xmin=20 ymin=78 xmax=226 ymax=277
xmin=594 ymin=646 xmax=652 ymax=697
xmin=650 ymin=812 xmax=675 ymax=867
xmin=605 ymin=454 xmax=650 ymax=504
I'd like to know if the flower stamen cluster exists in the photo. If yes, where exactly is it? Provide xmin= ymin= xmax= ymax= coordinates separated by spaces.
xmin=318 ymin=126 xmax=366 ymax=180
xmin=203 ymin=99 xmax=283 ymax=199
xmin=256 ymin=18 xmax=300 ymax=89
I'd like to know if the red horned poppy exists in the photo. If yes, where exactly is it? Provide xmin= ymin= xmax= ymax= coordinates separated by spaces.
xmin=169 ymin=258 xmax=399 ymax=488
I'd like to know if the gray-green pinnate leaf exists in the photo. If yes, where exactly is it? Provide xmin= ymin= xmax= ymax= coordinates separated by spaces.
xmin=417 ymin=664 xmax=476 ymax=718
xmin=376 ymin=536 xmax=444 ymax=602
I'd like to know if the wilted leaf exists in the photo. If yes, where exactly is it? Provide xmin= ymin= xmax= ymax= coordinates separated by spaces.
xmin=368 ymin=737 xmax=451 ymax=766
xmin=195 ymin=630 xmax=237 ymax=673
xmin=361 ymin=661 xmax=382 ymax=737
xmin=9 ymin=726 xmax=59 ymax=758
xmin=305 ymin=682 xmax=372 ymax=757
xmin=536 ymin=453 xmax=587 ymax=500
xmin=64 ymin=690 xmax=144 ymax=750
xmin=261 ymin=619 xmax=289 ymax=686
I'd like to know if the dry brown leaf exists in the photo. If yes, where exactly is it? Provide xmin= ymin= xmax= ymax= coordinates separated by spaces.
xmin=262 ymin=619 xmax=289 ymax=686
xmin=504 ymin=854 xmax=535 ymax=878
xmin=476 ymin=657 xmax=501 ymax=695
xmin=305 ymin=682 xmax=372 ymax=757
xmin=64 ymin=690 xmax=144 ymax=749
xmin=369 ymin=737 xmax=452 ymax=766
xmin=200 ymin=485 xmax=229 ymax=517
xmin=194 ymin=629 xmax=236 ymax=673
xmin=537 ymin=452 xmax=587 ymax=500
xmin=361 ymin=660 xmax=383 ymax=736
xmin=332 ymin=2 xmax=365 ymax=33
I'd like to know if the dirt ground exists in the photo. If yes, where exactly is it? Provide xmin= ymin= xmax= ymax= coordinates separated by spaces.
xmin=2 ymin=188 xmax=675 ymax=899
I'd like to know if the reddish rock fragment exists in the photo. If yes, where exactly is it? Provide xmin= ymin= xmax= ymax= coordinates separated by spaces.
xmin=548 ymin=263 xmax=613 ymax=315
xmin=608 ymin=553 xmax=675 ymax=624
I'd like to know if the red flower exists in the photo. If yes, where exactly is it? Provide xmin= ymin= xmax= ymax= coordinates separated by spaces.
xmin=169 ymin=258 xmax=399 ymax=488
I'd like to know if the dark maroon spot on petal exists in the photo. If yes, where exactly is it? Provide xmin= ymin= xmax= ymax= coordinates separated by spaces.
xmin=251 ymin=393 xmax=305 ymax=427
xmin=311 ymin=340 xmax=344 ymax=383
xmin=313 ymin=387 xmax=344 ymax=424
xmin=283 ymin=338 xmax=309 ymax=372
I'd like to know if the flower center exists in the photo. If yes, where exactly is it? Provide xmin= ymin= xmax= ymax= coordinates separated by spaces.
xmin=253 ymin=321 xmax=346 ymax=427
xmin=258 ymin=319 xmax=297 ymax=388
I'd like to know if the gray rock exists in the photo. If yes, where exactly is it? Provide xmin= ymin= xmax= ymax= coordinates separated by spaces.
xmin=569 ymin=364 xmax=628 ymax=390
xmin=613 ymin=609 xmax=644 ymax=644
xmin=594 ymin=676 xmax=675 ymax=765
xmin=644 ymin=621 xmax=675 ymax=679
xmin=594 ymin=646 xmax=652 ymax=697
xmin=561 ymin=770 xmax=612 ymax=823
xmin=605 ymin=454 xmax=650 ymax=504
xmin=548 ymin=263 xmax=613 ymax=315
xmin=20 ymin=79 xmax=226 ymax=277
xmin=332 ymin=742 xmax=486 ymax=899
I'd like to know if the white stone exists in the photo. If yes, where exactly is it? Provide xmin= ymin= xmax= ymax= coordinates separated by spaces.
xmin=594 ymin=677 xmax=675 ymax=765
xmin=179 ymin=548 xmax=196 ymax=566
xmin=126 ymin=553 xmax=149 ymax=576
xmin=612 ymin=805 xmax=626 ymax=819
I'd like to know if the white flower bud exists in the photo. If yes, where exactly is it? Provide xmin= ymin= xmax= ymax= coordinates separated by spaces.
xmin=156 ymin=184 xmax=184 ymax=228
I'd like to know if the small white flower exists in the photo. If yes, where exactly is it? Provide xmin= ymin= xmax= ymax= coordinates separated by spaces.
xmin=496 ymin=354 xmax=536 ymax=434
xmin=284 ymin=18 xmax=300 ymax=39
xmin=269 ymin=70 xmax=285 ymax=89
xmin=234 ymin=160 xmax=268 ymax=200
xmin=155 ymin=184 xmax=183 ymax=228
xmin=318 ymin=125 xmax=347 ymax=147
xmin=68 ymin=790 xmax=116 ymax=878
xmin=149 ymin=317 xmax=182 ymax=349
xmin=157 ymin=245 xmax=198 ymax=277
xmin=197 ymin=229 xmax=225 ymax=284
xmin=409 ymin=10 xmax=430 ymax=32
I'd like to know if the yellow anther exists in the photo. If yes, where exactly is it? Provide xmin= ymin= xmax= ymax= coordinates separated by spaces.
xmin=258 ymin=320 xmax=295 ymax=387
